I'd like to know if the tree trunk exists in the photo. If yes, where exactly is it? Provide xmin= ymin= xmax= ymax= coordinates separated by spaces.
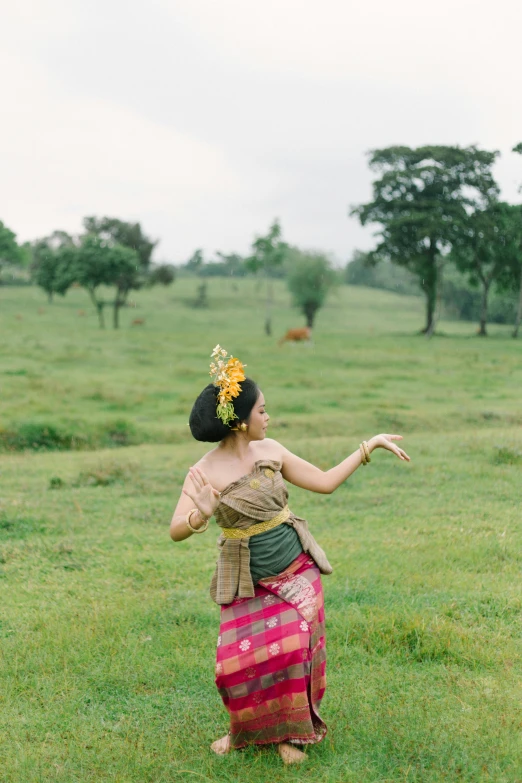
xmin=512 ymin=264 xmax=522 ymax=339
xmin=421 ymin=274 xmax=437 ymax=336
xmin=423 ymin=292 xmax=436 ymax=336
xmin=89 ymin=289 xmax=105 ymax=328
xmin=420 ymin=244 xmax=438 ymax=337
xmin=113 ymin=301 xmax=121 ymax=329
xmin=478 ymin=280 xmax=491 ymax=337
xmin=265 ymin=271 xmax=272 ymax=336
xmin=47 ymin=291 xmax=54 ymax=304
xmin=195 ymin=281 xmax=208 ymax=308
xmin=304 ymin=302 xmax=316 ymax=328
xmin=114 ymin=286 xmax=130 ymax=328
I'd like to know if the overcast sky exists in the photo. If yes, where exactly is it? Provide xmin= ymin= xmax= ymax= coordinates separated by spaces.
xmin=2 ymin=0 xmax=522 ymax=264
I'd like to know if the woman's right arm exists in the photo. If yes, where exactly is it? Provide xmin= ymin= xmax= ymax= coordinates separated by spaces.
xmin=170 ymin=467 xmax=221 ymax=541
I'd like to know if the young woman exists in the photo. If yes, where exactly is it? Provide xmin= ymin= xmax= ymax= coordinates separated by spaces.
xmin=170 ymin=347 xmax=410 ymax=765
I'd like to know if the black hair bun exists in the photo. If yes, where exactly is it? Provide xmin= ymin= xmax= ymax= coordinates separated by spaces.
xmin=189 ymin=378 xmax=259 ymax=442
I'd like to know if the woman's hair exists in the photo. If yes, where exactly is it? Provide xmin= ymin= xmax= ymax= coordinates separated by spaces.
xmin=189 ymin=377 xmax=260 ymax=442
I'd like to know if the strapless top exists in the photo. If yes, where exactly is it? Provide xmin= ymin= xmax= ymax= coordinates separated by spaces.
xmin=210 ymin=459 xmax=332 ymax=604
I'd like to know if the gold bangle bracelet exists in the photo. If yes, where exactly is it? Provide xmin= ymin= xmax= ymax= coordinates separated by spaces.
xmin=186 ymin=508 xmax=209 ymax=534
xmin=359 ymin=443 xmax=368 ymax=465
xmin=362 ymin=440 xmax=371 ymax=464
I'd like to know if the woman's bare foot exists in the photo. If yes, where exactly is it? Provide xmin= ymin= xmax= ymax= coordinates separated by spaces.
xmin=278 ymin=742 xmax=307 ymax=764
xmin=210 ymin=734 xmax=231 ymax=755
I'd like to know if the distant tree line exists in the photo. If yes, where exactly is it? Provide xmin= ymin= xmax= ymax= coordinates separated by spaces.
xmin=3 ymin=140 xmax=521 ymax=337
xmin=1 ymin=217 xmax=175 ymax=328
xmin=179 ymin=220 xmax=337 ymax=334
xmin=1 ymin=214 xmax=337 ymax=334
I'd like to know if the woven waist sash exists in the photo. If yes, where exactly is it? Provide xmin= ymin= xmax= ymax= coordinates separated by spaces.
xmin=221 ymin=505 xmax=291 ymax=539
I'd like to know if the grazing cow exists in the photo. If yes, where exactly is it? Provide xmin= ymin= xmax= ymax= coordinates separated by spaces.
xmin=131 ymin=318 xmax=145 ymax=326
xmin=278 ymin=327 xmax=312 ymax=346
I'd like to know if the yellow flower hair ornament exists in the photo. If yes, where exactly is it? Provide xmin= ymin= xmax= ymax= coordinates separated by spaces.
xmin=209 ymin=345 xmax=247 ymax=426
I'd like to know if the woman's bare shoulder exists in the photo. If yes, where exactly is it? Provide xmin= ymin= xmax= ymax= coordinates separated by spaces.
xmin=254 ymin=437 xmax=286 ymax=463
xmin=193 ymin=448 xmax=220 ymax=471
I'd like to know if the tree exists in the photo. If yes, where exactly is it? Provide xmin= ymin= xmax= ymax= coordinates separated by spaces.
xmin=247 ymin=219 xmax=288 ymax=335
xmin=185 ymin=249 xmax=208 ymax=307
xmin=509 ymin=144 xmax=522 ymax=338
xmin=31 ymin=231 xmax=75 ymax=302
xmin=286 ymin=250 xmax=337 ymax=328
xmin=82 ymin=217 xmax=156 ymax=328
xmin=452 ymin=201 xmax=517 ymax=336
xmin=185 ymin=249 xmax=204 ymax=274
xmin=0 ymin=221 xmax=21 ymax=280
xmin=148 ymin=264 xmax=176 ymax=286
xmin=70 ymin=235 xmax=140 ymax=328
xmin=351 ymin=145 xmax=499 ymax=335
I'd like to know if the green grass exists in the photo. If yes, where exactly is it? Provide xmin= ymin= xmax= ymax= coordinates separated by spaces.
xmin=1 ymin=280 xmax=521 ymax=782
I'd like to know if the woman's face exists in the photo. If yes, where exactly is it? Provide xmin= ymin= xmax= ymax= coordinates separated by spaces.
xmin=246 ymin=391 xmax=269 ymax=440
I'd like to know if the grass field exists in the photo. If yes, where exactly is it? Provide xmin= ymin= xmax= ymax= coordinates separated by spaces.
xmin=1 ymin=279 xmax=521 ymax=783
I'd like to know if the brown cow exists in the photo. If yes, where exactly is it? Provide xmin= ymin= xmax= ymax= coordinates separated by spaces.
xmin=131 ymin=318 xmax=145 ymax=327
xmin=278 ymin=327 xmax=312 ymax=346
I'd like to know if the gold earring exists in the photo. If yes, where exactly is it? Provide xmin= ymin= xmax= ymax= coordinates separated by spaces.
xmin=240 ymin=422 xmax=248 ymax=432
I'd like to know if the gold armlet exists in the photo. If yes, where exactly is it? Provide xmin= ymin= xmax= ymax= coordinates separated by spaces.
xmin=359 ymin=442 xmax=371 ymax=465
xmin=362 ymin=440 xmax=371 ymax=464
xmin=186 ymin=508 xmax=209 ymax=534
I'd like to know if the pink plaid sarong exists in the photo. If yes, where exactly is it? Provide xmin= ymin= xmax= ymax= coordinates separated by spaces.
xmin=215 ymin=552 xmax=327 ymax=748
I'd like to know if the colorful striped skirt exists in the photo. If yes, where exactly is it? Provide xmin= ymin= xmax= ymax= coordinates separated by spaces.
xmin=215 ymin=552 xmax=327 ymax=748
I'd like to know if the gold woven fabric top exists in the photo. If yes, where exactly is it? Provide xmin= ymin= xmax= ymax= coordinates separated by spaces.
xmin=210 ymin=458 xmax=332 ymax=604
xmin=221 ymin=505 xmax=290 ymax=539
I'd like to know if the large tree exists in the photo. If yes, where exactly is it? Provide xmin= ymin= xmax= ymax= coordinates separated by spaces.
xmin=351 ymin=145 xmax=499 ymax=335
xmin=82 ymin=217 xmax=157 ymax=327
xmin=70 ymin=235 xmax=140 ymax=328
xmin=247 ymin=219 xmax=287 ymax=335
xmin=452 ymin=201 xmax=517 ymax=336
xmin=286 ymin=249 xmax=337 ymax=328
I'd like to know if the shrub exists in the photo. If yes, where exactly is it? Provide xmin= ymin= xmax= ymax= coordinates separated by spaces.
xmin=0 ymin=418 xmax=138 ymax=453
xmin=103 ymin=419 xmax=137 ymax=447
xmin=73 ymin=461 xmax=136 ymax=487
xmin=493 ymin=445 xmax=522 ymax=465
xmin=0 ymin=422 xmax=76 ymax=451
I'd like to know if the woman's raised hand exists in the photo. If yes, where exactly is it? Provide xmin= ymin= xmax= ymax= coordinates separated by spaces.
xmin=183 ymin=466 xmax=221 ymax=519
xmin=371 ymin=434 xmax=410 ymax=462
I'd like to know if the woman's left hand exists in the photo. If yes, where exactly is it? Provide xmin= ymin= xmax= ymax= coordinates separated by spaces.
xmin=370 ymin=434 xmax=410 ymax=462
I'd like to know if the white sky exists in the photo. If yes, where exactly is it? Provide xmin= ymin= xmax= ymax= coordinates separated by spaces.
xmin=2 ymin=0 xmax=522 ymax=263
